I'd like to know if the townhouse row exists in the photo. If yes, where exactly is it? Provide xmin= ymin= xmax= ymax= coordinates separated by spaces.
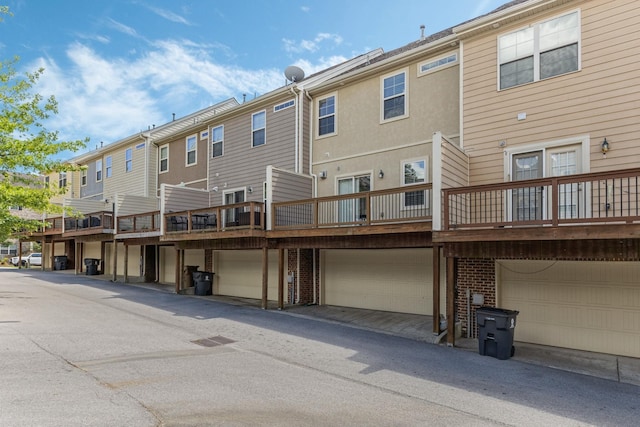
xmin=20 ymin=0 xmax=640 ymax=359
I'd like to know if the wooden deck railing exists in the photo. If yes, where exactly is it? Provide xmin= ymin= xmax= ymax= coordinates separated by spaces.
xmin=64 ymin=211 xmax=114 ymax=233
xmin=272 ymin=183 xmax=433 ymax=230
xmin=443 ymin=168 xmax=640 ymax=230
xmin=117 ymin=211 xmax=160 ymax=234
xmin=164 ymin=202 xmax=265 ymax=234
xmin=40 ymin=216 xmax=63 ymax=234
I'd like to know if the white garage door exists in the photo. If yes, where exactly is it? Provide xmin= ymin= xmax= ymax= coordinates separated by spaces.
xmin=323 ymin=249 xmax=438 ymax=315
xmin=499 ymin=260 xmax=640 ymax=358
xmin=215 ymin=250 xmax=280 ymax=301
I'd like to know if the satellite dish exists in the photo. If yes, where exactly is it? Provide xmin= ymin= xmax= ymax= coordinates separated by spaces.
xmin=284 ymin=65 xmax=305 ymax=83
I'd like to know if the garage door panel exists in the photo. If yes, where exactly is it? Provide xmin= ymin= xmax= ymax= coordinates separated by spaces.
xmin=500 ymin=260 xmax=640 ymax=358
xmin=323 ymin=249 xmax=438 ymax=315
xmin=216 ymin=250 xmax=279 ymax=301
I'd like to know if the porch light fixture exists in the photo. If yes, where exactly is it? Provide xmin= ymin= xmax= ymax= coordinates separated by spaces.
xmin=247 ymin=186 xmax=253 ymax=193
xmin=319 ymin=171 xmax=327 ymax=179
xmin=601 ymin=138 xmax=609 ymax=155
xmin=378 ymin=169 xmax=384 ymax=179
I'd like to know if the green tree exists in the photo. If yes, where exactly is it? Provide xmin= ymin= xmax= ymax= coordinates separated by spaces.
xmin=1 ymin=8 xmax=87 ymax=241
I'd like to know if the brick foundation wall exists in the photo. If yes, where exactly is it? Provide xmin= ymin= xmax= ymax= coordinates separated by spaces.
xmin=287 ymin=249 xmax=319 ymax=305
xmin=456 ymin=258 xmax=496 ymax=338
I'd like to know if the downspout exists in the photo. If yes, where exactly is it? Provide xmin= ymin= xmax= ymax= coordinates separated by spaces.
xmin=289 ymin=86 xmax=300 ymax=173
xmin=305 ymin=88 xmax=318 ymax=304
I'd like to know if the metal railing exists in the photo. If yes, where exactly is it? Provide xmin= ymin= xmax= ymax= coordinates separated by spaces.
xmin=164 ymin=202 xmax=265 ymax=234
xmin=272 ymin=183 xmax=433 ymax=230
xmin=443 ymin=168 xmax=640 ymax=230
xmin=117 ymin=211 xmax=160 ymax=234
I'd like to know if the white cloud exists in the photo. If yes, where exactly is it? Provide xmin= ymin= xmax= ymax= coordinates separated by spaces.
xmin=282 ymin=33 xmax=343 ymax=53
xmin=145 ymin=5 xmax=191 ymax=25
xmin=106 ymin=18 xmax=140 ymax=38
xmin=30 ymin=39 xmax=286 ymax=146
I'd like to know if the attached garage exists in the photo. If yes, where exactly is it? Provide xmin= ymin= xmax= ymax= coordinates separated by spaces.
xmin=214 ymin=250 xmax=281 ymax=301
xmin=498 ymin=260 xmax=640 ymax=358
xmin=322 ymin=248 xmax=442 ymax=315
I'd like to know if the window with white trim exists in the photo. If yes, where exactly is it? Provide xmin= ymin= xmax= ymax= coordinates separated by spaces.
xmin=499 ymin=10 xmax=580 ymax=90
xmin=81 ymin=168 xmax=87 ymax=186
xmin=318 ymin=95 xmax=335 ymax=136
xmin=105 ymin=156 xmax=112 ymax=178
xmin=274 ymin=99 xmax=294 ymax=112
xmin=125 ymin=148 xmax=132 ymax=172
xmin=58 ymin=172 xmax=67 ymax=189
xmin=418 ymin=52 xmax=458 ymax=76
xmin=211 ymin=126 xmax=223 ymax=158
xmin=96 ymin=159 xmax=102 ymax=182
xmin=381 ymin=70 xmax=407 ymax=121
xmin=252 ymin=111 xmax=266 ymax=147
xmin=186 ymin=135 xmax=197 ymax=165
xmin=402 ymin=159 xmax=427 ymax=207
xmin=159 ymin=145 xmax=168 ymax=173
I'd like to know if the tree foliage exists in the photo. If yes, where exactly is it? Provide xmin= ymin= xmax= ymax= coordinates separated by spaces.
xmin=1 ymin=11 xmax=88 ymax=241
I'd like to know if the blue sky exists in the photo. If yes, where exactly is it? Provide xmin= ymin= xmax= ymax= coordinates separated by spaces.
xmin=1 ymin=0 xmax=504 ymax=155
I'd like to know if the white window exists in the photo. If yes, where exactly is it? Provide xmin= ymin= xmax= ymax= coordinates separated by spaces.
xmin=125 ymin=148 xmax=132 ymax=172
xmin=418 ymin=52 xmax=458 ymax=76
xmin=499 ymin=10 xmax=580 ymax=90
xmin=105 ymin=156 xmax=112 ymax=178
xmin=402 ymin=159 xmax=427 ymax=207
xmin=252 ymin=111 xmax=266 ymax=147
xmin=381 ymin=69 xmax=407 ymax=121
xmin=96 ymin=159 xmax=102 ymax=182
xmin=211 ymin=126 xmax=223 ymax=158
xmin=274 ymin=99 xmax=295 ymax=112
xmin=186 ymin=135 xmax=197 ymax=165
xmin=318 ymin=95 xmax=336 ymax=137
xmin=159 ymin=145 xmax=168 ymax=173
xmin=58 ymin=172 xmax=67 ymax=189
xmin=81 ymin=169 xmax=87 ymax=186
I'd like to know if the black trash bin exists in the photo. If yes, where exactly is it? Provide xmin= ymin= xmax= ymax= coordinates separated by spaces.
xmin=54 ymin=255 xmax=68 ymax=270
xmin=84 ymin=258 xmax=99 ymax=276
xmin=194 ymin=272 xmax=214 ymax=296
xmin=476 ymin=306 xmax=519 ymax=360
xmin=183 ymin=265 xmax=199 ymax=287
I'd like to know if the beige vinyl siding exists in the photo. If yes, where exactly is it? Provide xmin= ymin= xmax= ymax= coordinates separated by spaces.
xmin=146 ymin=144 xmax=158 ymax=198
xmin=300 ymin=98 xmax=310 ymax=175
xmin=441 ymin=137 xmax=469 ymax=189
xmin=209 ymin=100 xmax=297 ymax=206
xmin=101 ymin=144 xmax=147 ymax=198
xmin=156 ymin=128 xmax=209 ymax=190
xmin=163 ymin=185 xmax=209 ymax=213
xmin=65 ymin=199 xmax=110 ymax=215
xmin=463 ymin=1 xmax=640 ymax=185
xmin=116 ymin=195 xmax=159 ymax=216
xmin=498 ymin=260 xmax=640 ymax=358
xmin=271 ymin=168 xmax=313 ymax=203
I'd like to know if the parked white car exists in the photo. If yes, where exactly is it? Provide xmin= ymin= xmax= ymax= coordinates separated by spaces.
xmin=25 ymin=253 xmax=42 ymax=266
xmin=10 ymin=256 xmax=25 ymax=267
